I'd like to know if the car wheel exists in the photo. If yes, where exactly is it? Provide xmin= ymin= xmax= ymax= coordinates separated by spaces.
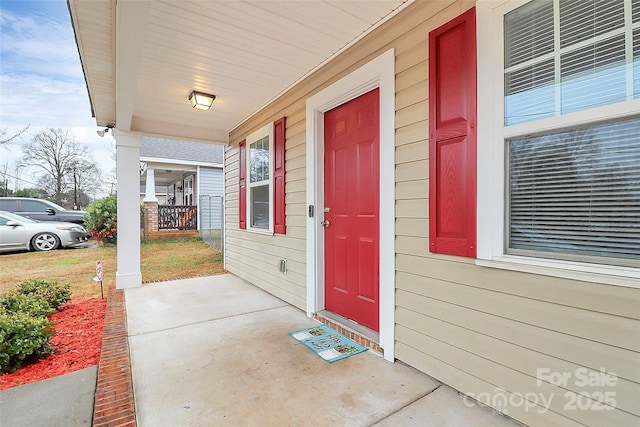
xmin=32 ymin=233 xmax=61 ymax=251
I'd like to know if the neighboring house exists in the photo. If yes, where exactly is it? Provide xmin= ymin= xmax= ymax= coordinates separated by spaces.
xmin=69 ymin=1 xmax=639 ymax=426
xmin=139 ymin=136 xmax=224 ymax=238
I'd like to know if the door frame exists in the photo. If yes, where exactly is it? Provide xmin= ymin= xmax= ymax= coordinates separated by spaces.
xmin=305 ymin=49 xmax=395 ymax=362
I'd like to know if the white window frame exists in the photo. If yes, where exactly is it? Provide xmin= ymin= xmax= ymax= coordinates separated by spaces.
xmin=184 ymin=176 xmax=193 ymax=205
xmin=246 ymin=123 xmax=274 ymax=234
xmin=476 ymin=0 xmax=640 ymax=288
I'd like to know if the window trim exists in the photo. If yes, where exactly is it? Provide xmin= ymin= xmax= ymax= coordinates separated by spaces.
xmin=476 ymin=0 xmax=640 ymax=288
xmin=245 ymin=123 xmax=274 ymax=234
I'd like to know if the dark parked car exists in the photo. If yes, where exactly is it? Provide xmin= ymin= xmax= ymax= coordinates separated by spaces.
xmin=0 ymin=197 xmax=86 ymax=225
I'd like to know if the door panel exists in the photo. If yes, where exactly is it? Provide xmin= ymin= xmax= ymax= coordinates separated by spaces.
xmin=324 ymin=88 xmax=380 ymax=331
xmin=357 ymin=237 xmax=376 ymax=302
xmin=332 ymin=235 xmax=348 ymax=294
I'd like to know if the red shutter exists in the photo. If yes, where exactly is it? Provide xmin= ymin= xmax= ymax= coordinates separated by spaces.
xmin=273 ymin=117 xmax=286 ymax=234
xmin=239 ymin=139 xmax=247 ymax=230
xmin=428 ymin=7 xmax=477 ymax=257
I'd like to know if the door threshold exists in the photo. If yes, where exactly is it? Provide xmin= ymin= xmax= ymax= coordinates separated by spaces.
xmin=314 ymin=311 xmax=382 ymax=355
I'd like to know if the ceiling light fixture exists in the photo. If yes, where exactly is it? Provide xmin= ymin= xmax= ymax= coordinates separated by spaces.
xmin=97 ymin=124 xmax=114 ymax=137
xmin=189 ymin=91 xmax=216 ymax=110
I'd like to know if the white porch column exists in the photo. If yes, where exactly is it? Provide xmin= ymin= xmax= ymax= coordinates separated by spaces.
xmin=143 ymin=167 xmax=159 ymax=202
xmin=114 ymin=130 xmax=142 ymax=289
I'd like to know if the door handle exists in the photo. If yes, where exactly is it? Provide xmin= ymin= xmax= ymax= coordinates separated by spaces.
xmin=320 ymin=220 xmax=330 ymax=228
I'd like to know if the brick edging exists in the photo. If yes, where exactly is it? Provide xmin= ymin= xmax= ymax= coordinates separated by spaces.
xmin=93 ymin=288 xmax=136 ymax=427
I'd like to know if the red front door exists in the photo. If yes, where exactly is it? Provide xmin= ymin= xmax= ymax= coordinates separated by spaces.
xmin=323 ymin=88 xmax=380 ymax=331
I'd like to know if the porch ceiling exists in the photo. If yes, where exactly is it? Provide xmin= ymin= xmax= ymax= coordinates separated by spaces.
xmin=68 ymin=0 xmax=409 ymax=143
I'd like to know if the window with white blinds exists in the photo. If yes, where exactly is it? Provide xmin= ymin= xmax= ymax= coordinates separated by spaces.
xmin=504 ymin=0 xmax=640 ymax=126
xmin=635 ymin=28 xmax=640 ymax=98
xmin=249 ymin=135 xmax=270 ymax=229
xmin=508 ymin=118 xmax=640 ymax=266
xmin=635 ymin=0 xmax=640 ymax=97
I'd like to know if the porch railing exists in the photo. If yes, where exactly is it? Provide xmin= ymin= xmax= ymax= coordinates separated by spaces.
xmin=158 ymin=205 xmax=197 ymax=230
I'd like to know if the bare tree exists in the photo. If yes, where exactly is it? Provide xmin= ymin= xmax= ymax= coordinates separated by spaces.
xmin=0 ymin=162 xmax=10 ymax=196
xmin=65 ymin=159 xmax=103 ymax=208
xmin=21 ymin=128 xmax=102 ymax=204
xmin=0 ymin=126 xmax=29 ymax=145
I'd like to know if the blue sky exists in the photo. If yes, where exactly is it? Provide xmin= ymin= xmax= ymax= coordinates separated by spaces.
xmin=0 ymin=0 xmax=115 ymax=192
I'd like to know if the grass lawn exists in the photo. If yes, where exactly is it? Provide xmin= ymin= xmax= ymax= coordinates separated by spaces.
xmin=0 ymin=238 xmax=225 ymax=298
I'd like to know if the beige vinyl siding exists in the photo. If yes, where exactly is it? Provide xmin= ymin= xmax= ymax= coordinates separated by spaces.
xmin=224 ymin=1 xmax=640 ymax=426
xmin=224 ymin=104 xmax=307 ymax=310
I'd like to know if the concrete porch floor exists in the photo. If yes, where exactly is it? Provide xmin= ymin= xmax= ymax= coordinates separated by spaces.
xmin=125 ymin=274 xmax=520 ymax=427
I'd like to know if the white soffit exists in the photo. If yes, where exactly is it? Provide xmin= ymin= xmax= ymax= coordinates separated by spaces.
xmin=69 ymin=0 xmax=409 ymax=142
xmin=68 ymin=0 xmax=115 ymax=127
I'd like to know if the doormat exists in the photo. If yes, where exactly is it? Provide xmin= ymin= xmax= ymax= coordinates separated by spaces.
xmin=289 ymin=324 xmax=367 ymax=363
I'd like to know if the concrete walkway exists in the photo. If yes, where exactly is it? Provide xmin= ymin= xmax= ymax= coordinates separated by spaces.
xmin=126 ymin=275 xmax=519 ymax=427
xmin=0 ymin=365 xmax=97 ymax=427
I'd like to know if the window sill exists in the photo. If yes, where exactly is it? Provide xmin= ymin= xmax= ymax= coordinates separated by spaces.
xmin=247 ymin=227 xmax=273 ymax=236
xmin=475 ymin=255 xmax=640 ymax=288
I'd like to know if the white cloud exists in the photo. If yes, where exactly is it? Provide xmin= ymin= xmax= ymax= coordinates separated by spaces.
xmin=1 ymin=73 xmax=94 ymax=127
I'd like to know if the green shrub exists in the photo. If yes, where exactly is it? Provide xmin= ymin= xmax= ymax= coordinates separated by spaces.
xmin=0 ymin=279 xmax=71 ymax=373
xmin=0 ymin=310 xmax=54 ymax=373
xmin=0 ymin=291 xmax=56 ymax=317
xmin=16 ymin=279 xmax=71 ymax=310
xmin=85 ymin=195 xmax=117 ymax=242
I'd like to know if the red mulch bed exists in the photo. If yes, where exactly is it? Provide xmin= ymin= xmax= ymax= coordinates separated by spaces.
xmin=0 ymin=298 xmax=106 ymax=390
